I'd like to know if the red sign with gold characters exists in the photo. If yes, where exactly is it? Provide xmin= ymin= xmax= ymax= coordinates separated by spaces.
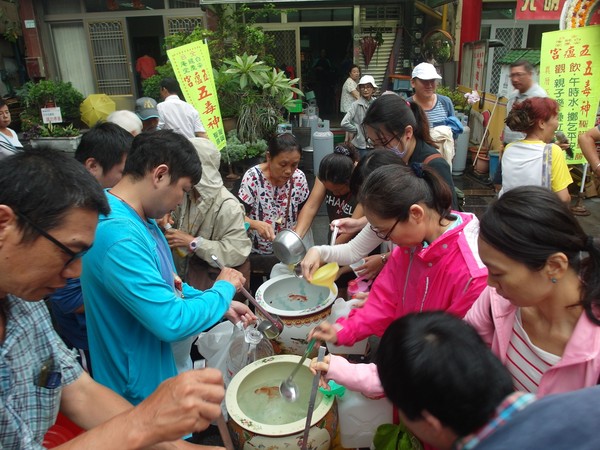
xmin=516 ymin=0 xmax=567 ymax=21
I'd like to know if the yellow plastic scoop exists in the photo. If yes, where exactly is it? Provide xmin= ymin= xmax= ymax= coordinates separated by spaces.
xmin=310 ymin=262 xmax=339 ymax=290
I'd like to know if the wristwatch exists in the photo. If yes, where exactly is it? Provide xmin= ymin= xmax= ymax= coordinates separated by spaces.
xmin=380 ymin=253 xmax=388 ymax=264
xmin=189 ymin=236 xmax=203 ymax=252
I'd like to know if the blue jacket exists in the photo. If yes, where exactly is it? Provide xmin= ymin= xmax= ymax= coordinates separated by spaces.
xmin=82 ymin=192 xmax=234 ymax=404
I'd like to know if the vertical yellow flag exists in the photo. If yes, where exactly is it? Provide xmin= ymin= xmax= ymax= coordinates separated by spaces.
xmin=540 ymin=25 xmax=600 ymax=164
xmin=167 ymin=41 xmax=226 ymax=150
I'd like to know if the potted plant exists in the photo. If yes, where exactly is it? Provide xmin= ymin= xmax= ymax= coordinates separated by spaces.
xmin=222 ymin=129 xmax=268 ymax=178
xmin=26 ymin=123 xmax=83 ymax=153
xmin=17 ymin=80 xmax=84 ymax=153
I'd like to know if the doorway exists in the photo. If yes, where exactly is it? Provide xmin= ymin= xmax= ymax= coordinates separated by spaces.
xmin=300 ymin=26 xmax=353 ymax=122
xmin=127 ymin=16 xmax=165 ymax=97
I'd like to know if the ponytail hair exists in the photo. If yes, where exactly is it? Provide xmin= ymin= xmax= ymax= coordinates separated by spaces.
xmin=505 ymin=97 xmax=559 ymax=134
xmin=363 ymin=95 xmax=437 ymax=148
xmin=318 ymin=144 xmax=359 ymax=185
xmin=349 ymin=149 xmax=404 ymax=196
xmin=479 ymin=186 xmax=600 ymax=311
xmin=359 ymin=163 xmax=454 ymax=224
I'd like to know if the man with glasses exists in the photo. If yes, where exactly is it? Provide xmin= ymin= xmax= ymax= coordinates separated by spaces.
xmin=341 ymin=75 xmax=378 ymax=159
xmin=494 ymin=60 xmax=549 ymax=188
xmin=0 ymin=147 xmax=227 ymax=448
xmin=503 ymin=60 xmax=548 ymax=145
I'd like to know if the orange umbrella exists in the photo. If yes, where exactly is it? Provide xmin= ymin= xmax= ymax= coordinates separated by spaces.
xmin=80 ymin=94 xmax=116 ymax=127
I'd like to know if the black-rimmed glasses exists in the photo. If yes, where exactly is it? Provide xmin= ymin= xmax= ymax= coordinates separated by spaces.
xmin=370 ymin=218 xmax=400 ymax=240
xmin=15 ymin=211 xmax=90 ymax=267
xmin=362 ymin=125 xmax=398 ymax=149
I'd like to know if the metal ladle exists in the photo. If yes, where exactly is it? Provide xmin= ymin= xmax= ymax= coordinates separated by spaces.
xmin=211 ymin=255 xmax=284 ymax=339
xmin=279 ymin=337 xmax=317 ymax=402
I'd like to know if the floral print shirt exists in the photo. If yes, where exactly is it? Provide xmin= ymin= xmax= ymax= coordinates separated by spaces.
xmin=238 ymin=165 xmax=309 ymax=254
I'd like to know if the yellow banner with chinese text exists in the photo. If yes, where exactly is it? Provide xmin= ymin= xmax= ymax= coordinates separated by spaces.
xmin=167 ymin=41 xmax=226 ymax=150
xmin=540 ymin=25 xmax=600 ymax=164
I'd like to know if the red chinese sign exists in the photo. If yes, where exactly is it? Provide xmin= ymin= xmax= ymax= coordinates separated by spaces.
xmin=471 ymin=43 xmax=486 ymax=93
xmin=540 ymin=26 xmax=600 ymax=164
xmin=167 ymin=41 xmax=226 ymax=150
xmin=515 ymin=0 xmax=567 ymax=21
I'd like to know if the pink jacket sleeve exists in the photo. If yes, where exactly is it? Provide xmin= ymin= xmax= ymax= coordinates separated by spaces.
xmin=335 ymin=249 xmax=402 ymax=346
xmin=464 ymin=286 xmax=495 ymax=348
xmin=325 ymin=355 xmax=385 ymax=398
xmin=444 ymin=274 xmax=489 ymax=319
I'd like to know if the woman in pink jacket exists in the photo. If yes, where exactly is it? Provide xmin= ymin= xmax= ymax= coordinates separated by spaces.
xmin=465 ymin=186 xmax=600 ymax=396
xmin=309 ymin=163 xmax=488 ymax=346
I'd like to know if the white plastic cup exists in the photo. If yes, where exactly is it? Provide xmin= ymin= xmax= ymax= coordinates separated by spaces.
xmin=349 ymin=259 xmax=365 ymax=277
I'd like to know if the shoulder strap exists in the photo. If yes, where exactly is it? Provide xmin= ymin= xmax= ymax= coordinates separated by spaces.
xmin=423 ymin=153 xmax=443 ymax=165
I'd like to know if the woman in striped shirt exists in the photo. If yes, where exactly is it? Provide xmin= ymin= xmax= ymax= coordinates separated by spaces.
xmin=465 ymin=186 xmax=600 ymax=396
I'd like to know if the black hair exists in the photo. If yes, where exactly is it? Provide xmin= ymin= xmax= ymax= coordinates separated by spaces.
xmin=359 ymin=164 xmax=454 ymax=224
xmin=349 ymin=149 xmax=404 ymax=197
xmin=0 ymin=147 xmax=109 ymax=242
xmin=267 ymin=133 xmax=301 ymax=159
xmin=510 ymin=60 xmax=534 ymax=73
xmin=160 ymin=77 xmax=181 ymax=95
xmin=123 ymin=130 xmax=202 ymax=185
xmin=348 ymin=64 xmax=360 ymax=75
xmin=376 ymin=312 xmax=514 ymax=437
xmin=75 ymin=122 xmax=133 ymax=173
xmin=480 ymin=186 xmax=600 ymax=310
xmin=363 ymin=95 xmax=437 ymax=148
xmin=318 ymin=144 xmax=359 ymax=185
xmin=0 ymin=99 xmax=7 ymax=109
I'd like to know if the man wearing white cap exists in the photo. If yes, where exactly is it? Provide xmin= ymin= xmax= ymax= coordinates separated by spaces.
xmin=408 ymin=62 xmax=456 ymax=127
xmin=341 ymin=74 xmax=377 ymax=159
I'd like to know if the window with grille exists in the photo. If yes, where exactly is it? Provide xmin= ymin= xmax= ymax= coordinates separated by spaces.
xmin=167 ymin=17 xmax=204 ymax=35
xmin=364 ymin=6 xmax=402 ymax=21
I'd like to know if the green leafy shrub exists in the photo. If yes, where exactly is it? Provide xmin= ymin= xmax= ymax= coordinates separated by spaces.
xmin=222 ymin=129 xmax=267 ymax=163
xmin=18 ymin=80 xmax=84 ymax=127
xmin=436 ymin=85 xmax=468 ymax=112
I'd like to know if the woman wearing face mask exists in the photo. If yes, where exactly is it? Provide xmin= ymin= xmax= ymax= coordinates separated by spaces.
xmin=308 ymin=163 xmax=488 ymax=347
xmin=363 ymin=94 xmax=459 ymax=209
xmin=501 ymin=97 xmax=572 ymax=203
xmin=465 ymin=186 xmax=600 ymax=396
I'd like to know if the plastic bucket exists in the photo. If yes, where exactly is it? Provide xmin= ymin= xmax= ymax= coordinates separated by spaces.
xmin=489 ymin=150 xmax=500 ymax=181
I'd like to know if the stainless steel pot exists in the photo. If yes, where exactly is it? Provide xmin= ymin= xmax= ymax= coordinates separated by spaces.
xmin=272 ymin=229 xmax=306 ymax=265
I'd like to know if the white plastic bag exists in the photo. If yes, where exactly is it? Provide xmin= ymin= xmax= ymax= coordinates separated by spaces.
xmin=196 ymin=321 xmax=237 ymax=374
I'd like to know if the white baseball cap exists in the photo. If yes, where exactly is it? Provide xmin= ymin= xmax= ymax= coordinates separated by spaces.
xmin=411 ymin=63 xmax=442 ymax=80
xmin=358 ymin=75 xmax=378 ymax=88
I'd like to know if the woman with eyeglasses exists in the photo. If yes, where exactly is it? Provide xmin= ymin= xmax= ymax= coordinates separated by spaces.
xmin=465 ymin=186 xmax=600 ymax=396
xmin=0 ymin=99 xmax=23 ymax=161
xmin=308 ymin=163 xmax=488 ymax=347
xmin=362 ymin=93 xmax=459 ymax=209
xmin=301 ymin=149 xmax=402 ymax=283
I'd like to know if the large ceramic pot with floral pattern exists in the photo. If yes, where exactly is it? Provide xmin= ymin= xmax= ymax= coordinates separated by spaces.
xmin=255 ymin=275 xmax=337 ymax=355
xmin=226 ymin=355 xmax=338 ymax=449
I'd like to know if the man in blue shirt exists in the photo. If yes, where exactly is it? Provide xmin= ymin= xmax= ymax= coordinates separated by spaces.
xmin=82 ymin=130 xmax=254 ymax=405
xmin=49 ymin=122 xmax=133 ymax=376
xmin=0 ymin=147 xmax=227 ymax=448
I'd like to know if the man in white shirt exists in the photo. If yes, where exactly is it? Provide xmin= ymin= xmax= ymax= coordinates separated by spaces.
xmin=157 ymin=77 xmax=207 ymax=139
xmin=495 ymin=60 xmax=548 ymax=187
xmin=502 ymin=60 xmax=547 ymax=145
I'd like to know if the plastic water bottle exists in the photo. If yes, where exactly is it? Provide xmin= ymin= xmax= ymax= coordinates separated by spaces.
xmin=338 ymin=390 xmax=394 ymax=448
xmin=325 ymin=298 xmax=368 ymax=355
xmin=225 ymin=325 xmax=273 ymax=386
xmin=163 ymin=223 xmax=188 ymax=257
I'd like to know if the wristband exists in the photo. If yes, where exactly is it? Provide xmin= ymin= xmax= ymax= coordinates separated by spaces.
xmin=189 ymin=236 xmax=203 ymax=252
